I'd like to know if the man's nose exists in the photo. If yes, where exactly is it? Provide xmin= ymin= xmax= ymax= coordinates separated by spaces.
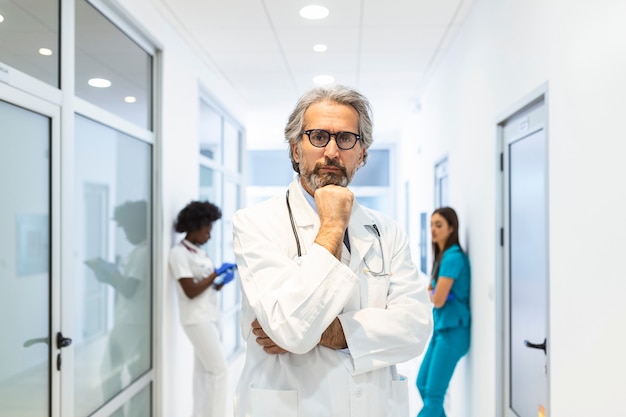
xmin=323 ymin=137 xmax=340 ymax=158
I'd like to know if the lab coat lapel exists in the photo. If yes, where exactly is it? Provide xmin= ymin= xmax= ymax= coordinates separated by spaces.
xmin=287 ymin=180 xmax=319 ymax=254
xmin=287 ymin=180 xmax=377 ymax=265
xmin=341 ymin=202 xmax=377 ymax=312
xmin=347 ymin=202 xmax=376 ymax=272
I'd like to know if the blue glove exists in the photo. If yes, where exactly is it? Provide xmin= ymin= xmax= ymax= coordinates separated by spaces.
xmin=221 ymin=269 xmax=236 ymax=285
xmin=214 ymin=269 xmax=236 ymax=286
xmin=215 ymin=262 xmax=237 ymax=276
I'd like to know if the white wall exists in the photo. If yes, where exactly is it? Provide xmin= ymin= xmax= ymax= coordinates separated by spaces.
xmin=399 ymin=0 xmax=626 ymax=416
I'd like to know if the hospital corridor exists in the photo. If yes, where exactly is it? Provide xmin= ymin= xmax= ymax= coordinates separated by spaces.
xmin=1 ymin=0 xmax=625 ymax=416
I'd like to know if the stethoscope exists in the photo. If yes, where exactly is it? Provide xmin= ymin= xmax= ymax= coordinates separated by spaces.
xmin=286 ymin=190 xmax=389 ymax=276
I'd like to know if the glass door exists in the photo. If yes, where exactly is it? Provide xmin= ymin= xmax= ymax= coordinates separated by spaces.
xmin=500 ymin=97 xmax=550 ymax=417
xmin=72 ymin=115 xmax=153 ymax=417
xmin=0 ymin=90 xmax=61 ymax=416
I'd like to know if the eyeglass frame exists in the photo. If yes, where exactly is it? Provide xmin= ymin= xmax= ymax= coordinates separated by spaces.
xmin=301 ymin=129 xmax=362 ymax=150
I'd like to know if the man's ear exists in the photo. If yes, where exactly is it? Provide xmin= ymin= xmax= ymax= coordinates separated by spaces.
xmin=291 ymin=141 xmax=299 ymax=163
xmin=358 ymin=148 xmax=365 ymax=167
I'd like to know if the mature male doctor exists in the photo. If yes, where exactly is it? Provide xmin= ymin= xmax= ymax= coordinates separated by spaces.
xmin=232 ymin=85 xmax=433 ymax=417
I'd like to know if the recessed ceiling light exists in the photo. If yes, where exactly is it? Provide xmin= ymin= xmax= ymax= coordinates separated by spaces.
xmin=300 ymin=5 xmax=329 ymax=20
xmin=124 ymin=96 xmax=137 ymax=103
xmin=88 ymin=78 xmax=112 ymax=88
xmin=313 ymin=44 xmax=327 ymax=52
xmin=39 ymin=48 xmax=53 ymax=56
xmin=0 ymin=14 xmax=4 ymax=23
xmin=313 ymin=75 xmax=335 ymax=85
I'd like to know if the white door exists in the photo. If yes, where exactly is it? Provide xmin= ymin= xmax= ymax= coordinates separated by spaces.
xmin=0 ymin=86 xmax=63 ymax=417
xmin=501 ymin=95 xmax=549 ymax=417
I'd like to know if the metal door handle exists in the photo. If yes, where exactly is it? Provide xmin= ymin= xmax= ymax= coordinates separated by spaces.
xmin=56 ymin=332 xmax=72 ymax=349
xmin=23 ymin=337 xmax=49 ymax=347
xmin=524 ymin=338 xmax=546 ymax=355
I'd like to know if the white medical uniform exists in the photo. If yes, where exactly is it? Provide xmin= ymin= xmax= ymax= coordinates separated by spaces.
xmin=169 ymin=240 xmax=227 ymax=417
xmin=232 ymin=179 xmax=433 ymax=417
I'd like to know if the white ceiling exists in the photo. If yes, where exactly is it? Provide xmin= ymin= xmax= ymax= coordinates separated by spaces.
xmin=157 ymin=0 xmax=477 ymax=146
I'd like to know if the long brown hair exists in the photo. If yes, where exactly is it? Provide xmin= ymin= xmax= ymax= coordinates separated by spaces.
xmin=431 ymin=207 xmax=461 ymax=280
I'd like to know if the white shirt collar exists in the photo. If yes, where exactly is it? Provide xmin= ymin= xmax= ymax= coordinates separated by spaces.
xmin=297 ymin=176 xmax=318 ymax=213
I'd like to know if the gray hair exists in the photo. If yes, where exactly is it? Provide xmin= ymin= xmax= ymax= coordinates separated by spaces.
xmin=285 ymin=85 xmax=374 ymax=173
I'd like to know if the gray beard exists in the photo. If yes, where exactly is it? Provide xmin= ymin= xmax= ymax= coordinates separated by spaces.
xmin=301 ymin=168 xmax=350 ymax=192
xmin=295 ymin=145 xmax=355 ymax=192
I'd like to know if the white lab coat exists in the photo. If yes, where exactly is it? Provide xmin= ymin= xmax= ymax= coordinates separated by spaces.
xmin=232 ymin=179 xmax=433 ymax=417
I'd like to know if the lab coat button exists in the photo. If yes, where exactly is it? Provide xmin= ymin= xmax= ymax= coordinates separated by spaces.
xmin=354 ymin=389 xmax=362 ymax=398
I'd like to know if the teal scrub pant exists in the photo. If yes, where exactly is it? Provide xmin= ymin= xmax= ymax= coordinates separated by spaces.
xmin=416 ymin=326 xmax=470 ymax=417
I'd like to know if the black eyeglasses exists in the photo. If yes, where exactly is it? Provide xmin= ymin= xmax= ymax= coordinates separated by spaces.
xmin=302 ymin=129 xmax=361 ymax=150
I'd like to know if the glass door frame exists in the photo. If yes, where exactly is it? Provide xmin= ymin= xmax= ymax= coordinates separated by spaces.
xmin=62 ymin=0 xmax=159 ymax=413
xmin=70 ymin=101 xmax=157 ymax=417
xmin=0 ymin=80 xmax=62 ymax=417
xmin=496 ymin=83 xmax=550 ymax=417
xmin=2 ymin=0 xmax=159 ymax=413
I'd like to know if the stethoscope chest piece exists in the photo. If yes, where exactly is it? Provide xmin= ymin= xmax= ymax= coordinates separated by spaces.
xmin=362 ymin=224 xmax=389 ymax=277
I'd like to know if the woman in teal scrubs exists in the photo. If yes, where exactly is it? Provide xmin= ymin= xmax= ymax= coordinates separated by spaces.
xmin=416 ymin=207 xmax=471 ymax=417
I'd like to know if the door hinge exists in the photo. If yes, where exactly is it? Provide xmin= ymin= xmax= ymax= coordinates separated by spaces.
xmin=500 ymin=227 xmax=504 ymax=246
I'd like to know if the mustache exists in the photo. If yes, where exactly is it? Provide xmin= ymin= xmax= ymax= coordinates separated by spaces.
xmin=314 ymin=158 xmax=346 ymax=175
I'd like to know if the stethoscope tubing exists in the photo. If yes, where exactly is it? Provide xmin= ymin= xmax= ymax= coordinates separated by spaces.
xmin=286 ymin=190 xmax=302 ymax=257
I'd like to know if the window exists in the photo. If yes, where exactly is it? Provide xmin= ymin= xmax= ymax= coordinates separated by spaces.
xmin=75 ymin=0 xmax=153 ymax=129
xmin=73 ymin=115 xmax=153 ymax=417
xmin=72 ymin=2 xmax=156 ymax=415
xmin=0 ymin=0 xmax=60 ymax=87
xmin=199 ymin=103 xmax=222 ymax=162
xmin=198 ymin=97 xmax=245 ymax=359
xmin=435 ymin=157 xmax=449 ymax=208
xmin=246 ymin=147 xmax=394 ymax=215
xmin=247 ymin=150 xmax=293 ymax=187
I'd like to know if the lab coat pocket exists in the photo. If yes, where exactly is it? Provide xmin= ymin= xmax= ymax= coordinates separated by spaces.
xmin=249 ymin=386 xmax=298 ymax=417
xmin=363 ymin=275 xmax=391 ymax=308
xmin=390 ymin=375 xmax=409 ymax=417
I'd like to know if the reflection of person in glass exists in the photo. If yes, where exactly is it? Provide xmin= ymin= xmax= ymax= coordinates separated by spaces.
xmin=85 ymin=200 xmax=150 ymax=416
xmin=168 ymin=201 xmax=237 ymax=417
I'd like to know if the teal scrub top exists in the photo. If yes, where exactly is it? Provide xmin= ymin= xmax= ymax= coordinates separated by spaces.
xmin=433 ymin=244 xmax=471 ymax=331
